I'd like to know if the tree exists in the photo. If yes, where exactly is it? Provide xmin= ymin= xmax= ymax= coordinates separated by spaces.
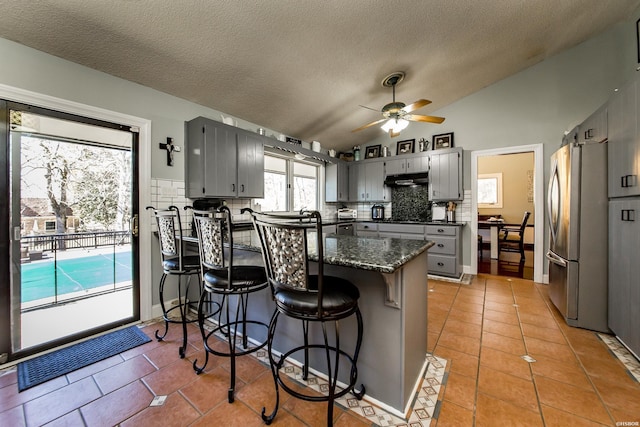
xmin=20 ymin=136 xmax=132 ymax=235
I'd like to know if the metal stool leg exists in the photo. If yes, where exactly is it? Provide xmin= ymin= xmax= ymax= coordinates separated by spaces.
xmin=261 ymin=311 xmax=281 ymax=425
xmin=155 ymin=273 xmax=169 ymax=341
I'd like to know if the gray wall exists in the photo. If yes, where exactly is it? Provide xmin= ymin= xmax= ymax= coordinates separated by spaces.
xmin=367 ymin=16 xmax=638 ymax=270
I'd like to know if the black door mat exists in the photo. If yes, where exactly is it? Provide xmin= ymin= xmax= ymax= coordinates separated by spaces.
xmin=17 ymin=325 xmax=151 ymax=392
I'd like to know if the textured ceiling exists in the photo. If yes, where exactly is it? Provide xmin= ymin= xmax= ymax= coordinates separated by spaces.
xmin=0 ymin=0 xmax=638 ymax=152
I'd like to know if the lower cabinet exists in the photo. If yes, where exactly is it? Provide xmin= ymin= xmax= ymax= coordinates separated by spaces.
xmin=608 ymin=198 xmax=640 ymax=356
xmin=378 ymin=223 xmax=425 ymax=240
xmin=426 ymin=224 xmax=462 ymax=278
xmin=355 ymin=222 xmax=378 ymax=237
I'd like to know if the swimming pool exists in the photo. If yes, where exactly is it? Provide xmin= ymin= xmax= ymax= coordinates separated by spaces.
xmin=21 ymin=251 xmax=132 ymax=303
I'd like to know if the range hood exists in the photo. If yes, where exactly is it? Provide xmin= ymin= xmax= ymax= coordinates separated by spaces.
xmin=384 ymin=172 xmax=429 ymax=186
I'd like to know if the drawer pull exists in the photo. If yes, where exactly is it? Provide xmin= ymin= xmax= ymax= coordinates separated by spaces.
xmin=437 ymin=228 xmax=444 ymax=233
xmin=437 ymin=262 xmax=444 ymax=266
xmin=437 ymin=243 xmax=444 ymax=247
xmin=621 ymin=209 xmax=636 ymax=222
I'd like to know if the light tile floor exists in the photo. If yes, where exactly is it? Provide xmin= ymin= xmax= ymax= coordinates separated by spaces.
xmin=1 ymin=273 xmax=639 ymax=426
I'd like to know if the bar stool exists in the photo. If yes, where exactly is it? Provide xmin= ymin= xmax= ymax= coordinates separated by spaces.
xmin=147 ymin=205 xmax=201 ymax=358
xmin=191 ymin=206 xmax=269 ymax=403
xmin=248 ymin=209 xmax=365 ymax=426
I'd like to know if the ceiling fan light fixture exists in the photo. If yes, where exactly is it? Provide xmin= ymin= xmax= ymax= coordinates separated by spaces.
xmin=381 ymin=118 xmax=409 ymax=133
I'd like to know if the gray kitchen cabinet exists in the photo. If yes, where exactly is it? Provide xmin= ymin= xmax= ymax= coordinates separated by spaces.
xmin=426 ymin=224 xmax=462 ymax=278
xmin=378 ymin=223 xmax=426 ymax=240
xmin=236 ymin=130 xmax=264 ymax=198
xmin=429 ymin=147 xmax=463 ymax=201
xmin=355 ymin=222 xmax=378 ymax=237
xmin=608 ymin=78 xmax=639 ymax=198
xmin=384 ymin=153 xmax=429 ymax=176
xmin=325 ymin=162 xmax=349 ymax=202
xmin=322 ymin=224 xmax=337 ymax=234
xmin=348 ymin=159 xmax=389 ymax=202
xmin=608 ymin=198 xmax=640 ymax=356
xmin=185 ymin=117 xmax=264 ymax=199
xmin=578 ymin=106 xmax=607 ymax=144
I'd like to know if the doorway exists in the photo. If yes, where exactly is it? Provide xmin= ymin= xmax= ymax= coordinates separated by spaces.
xmin=470 ymin=144 xmax=544 ymax=283
xmin=0 ymin=88 xmax=152 ymax=364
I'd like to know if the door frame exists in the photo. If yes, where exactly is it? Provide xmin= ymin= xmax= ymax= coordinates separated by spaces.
xmin=0 ymin=83 xmax=153 ymax=324
xmin=470 ymin=144 xmax=545 ymax=283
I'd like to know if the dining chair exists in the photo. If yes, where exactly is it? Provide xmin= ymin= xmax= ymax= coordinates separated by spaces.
xmin=247 ymin=208 xmax=365 ymax=426
xmin=498 ymin=211 xmax=531 ymax=262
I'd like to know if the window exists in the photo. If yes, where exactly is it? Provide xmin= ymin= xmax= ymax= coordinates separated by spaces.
xmin=478 ymin=173 xmax=503 ymax=208
xmin=256 ymin=153 xmax=319 ymax=212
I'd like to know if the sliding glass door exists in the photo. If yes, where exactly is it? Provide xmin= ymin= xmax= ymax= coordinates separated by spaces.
xmin=1 ymin=101 xmax=140 ymax=362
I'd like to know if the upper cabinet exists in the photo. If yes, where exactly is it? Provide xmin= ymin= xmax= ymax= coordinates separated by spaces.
xmin=578 ymin=106 xmax=607 ymax=144
xmin=384 ymin=152 xmax=429 ymax=176
xmin=185 ymin=117 xmax=264 ymax=199
xmin=608 ymin=78 xmax=639 ymax=198
xmin=325 ymin=162 xmax=349 ymax=202
xmin=348 ymin=159 xmax=389 ymax=202
xmin=429 ymin=147 xmax=463 ymax=201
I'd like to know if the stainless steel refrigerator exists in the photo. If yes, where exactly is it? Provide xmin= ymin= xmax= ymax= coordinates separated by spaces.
xmin=547 ymin=141 xmax=609 ymax=332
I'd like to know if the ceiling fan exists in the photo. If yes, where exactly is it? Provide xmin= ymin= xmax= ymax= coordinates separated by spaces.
xmin=352 ymin=71 xmax=445 ymax=138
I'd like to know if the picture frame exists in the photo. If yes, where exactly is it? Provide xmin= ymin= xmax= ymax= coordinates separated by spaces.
xmin=432 ymin=132 xmax=454 ymax=150
xmin=396 ymin=139 xmax=415 ymax=155
xmin=365 ymin=144 xmax=381 ymax=158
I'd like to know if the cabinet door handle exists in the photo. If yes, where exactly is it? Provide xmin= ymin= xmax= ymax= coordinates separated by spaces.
xmin=584 ymin=128 xmax=594 ymax=139
xmin=621 ymin=209 xmax=636 ymax=221
xmin=241 ymin=184 xmax=245 ymax=193
xmin=232 ymin=184 xmax=235 ymax=192
xmin=621 ymin=175 xmax=638 ymax=188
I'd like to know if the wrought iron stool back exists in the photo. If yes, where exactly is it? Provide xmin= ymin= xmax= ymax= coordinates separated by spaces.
xmin=248 ymin=209 xmax=365 ymax=426
xmin=147 ymin=205 xmax=201 ymax=358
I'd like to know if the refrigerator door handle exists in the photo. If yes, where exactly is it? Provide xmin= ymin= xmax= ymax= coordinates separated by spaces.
xmin=546 ymin=250 xmax=567 ymax=267
xmin=548 ymin=158 xmax=559 ymax=246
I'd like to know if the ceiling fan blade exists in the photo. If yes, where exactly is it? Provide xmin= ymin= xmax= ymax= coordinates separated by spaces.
xmin=359 ymin=104 xmax=380 ymax=112
xmin=402 ymin=99 xmax=431 ymax=113
xmin=351 ymin=118 xmax=386 ymax=132
xmin=405 ymin=114 xmax=445 ymax=124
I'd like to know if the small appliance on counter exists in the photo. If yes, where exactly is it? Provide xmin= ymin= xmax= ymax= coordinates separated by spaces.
xmin=431 ymin=205 xmax=447 ymax=222
xmin=337 ymin=208 xmax=357 ymax=220
xmin=371 ymin=204 xmax=385 ymax=220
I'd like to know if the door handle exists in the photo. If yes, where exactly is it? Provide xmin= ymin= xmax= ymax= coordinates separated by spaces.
xmin=621 ymin=209 xmax=636 ymax=221
xmin=131 ymin=214 xmax=139 ymax=237
xmin=546 ymin=250 xmax=566 ymax=267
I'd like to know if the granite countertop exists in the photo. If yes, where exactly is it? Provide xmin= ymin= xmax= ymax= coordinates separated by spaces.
xmin=324 ymin=219 xmax=465 ymax=226
xmin=180 ymin=233 xmax=433 ymax=274
xmin=310 ymin=234 xmax=434 ymax=274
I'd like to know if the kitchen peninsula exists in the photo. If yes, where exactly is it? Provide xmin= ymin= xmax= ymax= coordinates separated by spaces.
xmin=227 ymin=232 xmax=434 ymax=417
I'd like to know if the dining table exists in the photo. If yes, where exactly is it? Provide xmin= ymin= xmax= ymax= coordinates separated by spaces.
xmin=478 ymin=219 xmax=505 ymax=259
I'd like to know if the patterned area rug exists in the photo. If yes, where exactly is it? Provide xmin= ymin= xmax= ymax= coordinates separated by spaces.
xmin=598 ymin=334 xmax=640 ymax=383
xmin=202 ymin=316 xmax=449 ymax=426
xmin=17 ymin=325 xmax=150 ymax=392
xmin=428 ymin=273 xmax=474 ymax=285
